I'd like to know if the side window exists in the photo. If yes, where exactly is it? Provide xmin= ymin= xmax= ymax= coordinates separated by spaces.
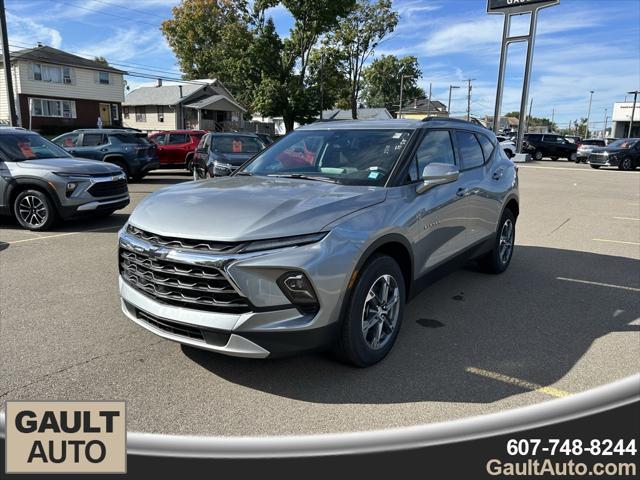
xmin=151 ymin=134 xmax=166 ymax=145
xmin=476 ymin=134 xmax=496 ymax=163
xmin=168 ymin=133 xmax=189 ymax=144
xmin=415 ymin=130 xmax=456 ymax=175
xmin=197 ymin=135 xmax=209 ymax=151
xmin=54 ymin=133 xmax=79 ymax=148
xmin=455 ymin=131 xmax=484 ymax=170
xmin=82 ymin=133 xmax=107 ymax=146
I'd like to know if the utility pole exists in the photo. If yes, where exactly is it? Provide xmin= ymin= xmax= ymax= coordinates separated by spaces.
xmin=551 ymin=108 xmax=555 ymax=128
xmin=448 ymin=85 xmax=460 ymax=117
xmin=466 ymin=78 xmax=475 ymax=121
xmin=603 ymin=108 xmax=607 ymax=138
xmin=627 ymin=90 xmax=639 ymax=138
xmin=426 ymin=82 xmax=432 ymax=118
xmin=398 ymin=73 xmax=412 ymax=119
xmin=0 ymin=0 xmax=18 ymax=126
xmin=585 ymin=90 xmax=594 ymax=138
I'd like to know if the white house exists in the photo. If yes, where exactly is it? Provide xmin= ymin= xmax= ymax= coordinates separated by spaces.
xmin=0 ymin=44 xmax=125 ymax=131
xmin=122 ymin=79 xmax=246 ymax=132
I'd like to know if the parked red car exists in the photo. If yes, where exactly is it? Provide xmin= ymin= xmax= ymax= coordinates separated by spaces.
xmin=148 ymin=130 xmax=206 ymax=170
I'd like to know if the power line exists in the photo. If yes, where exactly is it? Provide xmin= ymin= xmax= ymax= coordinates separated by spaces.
xmin=44 ymin=0 xmax=161 ymax=29
xmin=80 ymin=0 xmax=169 ymax=21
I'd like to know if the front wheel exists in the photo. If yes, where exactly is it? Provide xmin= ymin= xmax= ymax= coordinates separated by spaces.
xmin=568 ymin=153 xmax=577 ymax=162
xmin=619 ymin=157 xmax=633 ymax=171
xmin=478 ymin=209 xmax=516 ymax=274
xmin=335 ymin=255 xmax=406 ymax=367
xmin=13 ymin=189 xmax=57 ymax=231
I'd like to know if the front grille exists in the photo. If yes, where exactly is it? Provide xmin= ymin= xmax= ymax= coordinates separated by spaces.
xmin=120 ymin=249 xmax=250 ymax=313
xmin=126 ymin=225 xmax=243 ymax=253
xmin=136 ymin=309 xmax=230 ymax=346
xmin=88 ymin=179 xmax=128 ymax=198
xmin=588 ymin=153 xmax=608 ymax=165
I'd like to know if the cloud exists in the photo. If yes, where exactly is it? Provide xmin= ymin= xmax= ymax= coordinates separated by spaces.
xmin=6 ymin=12 xmax=62 ymax=49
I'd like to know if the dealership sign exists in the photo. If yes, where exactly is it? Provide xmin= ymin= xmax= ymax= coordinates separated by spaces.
xmin=612 ymin=102 xmax=639 ymax=122
xmin=488 ymin=0 xmax=559 ymax=14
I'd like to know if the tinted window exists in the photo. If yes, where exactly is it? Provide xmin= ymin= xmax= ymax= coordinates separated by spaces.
xmin=111 ymin=133 xmax=149 ymax=145
xmin=212 ymin=136 xmax=264 ymax=154
xmin=0 ymin=133 xmax=71 ymax=161
xmin=455 ymin=131 xmax=484 ymax=170
xmin=54 ymin=133 xmax=79 ymax=148
xmin=150 ymin=134 xmax=166 ymax=145
xmin=415 ymin=130 xmax=455 ymax=175
xmin=82 ymin=133 xmax=107 ymax=146
xmin=168 ymin=133 xmax=189 ymax=144
xmin=476 ymin=134 xmax=495 ymax=162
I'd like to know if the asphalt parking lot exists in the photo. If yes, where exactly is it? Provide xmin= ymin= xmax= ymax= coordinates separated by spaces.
xmin=1 ymin=160 xmax=639 ymax=436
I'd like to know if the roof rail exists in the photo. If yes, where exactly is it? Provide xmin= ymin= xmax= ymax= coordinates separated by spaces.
xmin=422 ymin=117 xmax=473 ymax=124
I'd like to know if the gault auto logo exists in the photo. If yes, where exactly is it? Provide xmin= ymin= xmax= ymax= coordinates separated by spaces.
xmin=5 ymin=401 xmax=126 ymax=474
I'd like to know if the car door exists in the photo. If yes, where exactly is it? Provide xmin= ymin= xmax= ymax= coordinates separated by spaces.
xmin=453 ymin=130 xmax=494 ymax=246
xmin=71 ymin=133 xmax=108 ymax=160
xmin=406 ymin=129 xmax=470 ymax=272
xmin=164 ymin=133 xmax=191 ymax=166
xmin=149 ymin=133 xmax=168 ymax=165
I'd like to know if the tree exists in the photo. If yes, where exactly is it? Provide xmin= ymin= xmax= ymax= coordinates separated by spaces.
xmin=93 ymin=56 xmax=109 ymax=66
xmin=327 ymin=0 xmax=398 ymax=119
xmin=360 ymin=55 xmax=424 ymax=113
xmin=505 ymin=111 xmax=557 ymax=131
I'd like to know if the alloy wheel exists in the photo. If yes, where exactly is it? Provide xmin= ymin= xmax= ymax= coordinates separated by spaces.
xmin=499 ymin=218 xmax=514 ymax=264
xmin=18 ymin=194 xmax=48 ymax=228
xmin=622 ymin=158 xmax=632 ymax=171
xmin=361 ymin=274 xmax=400 ymax=350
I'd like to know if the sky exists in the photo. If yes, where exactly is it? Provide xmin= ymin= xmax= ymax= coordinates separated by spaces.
xmin=5 ymin=0 xmax=640 ymax=129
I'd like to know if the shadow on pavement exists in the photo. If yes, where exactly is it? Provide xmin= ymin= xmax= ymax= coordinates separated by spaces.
xmin=183 ymin=246 xmax=639 ymax=405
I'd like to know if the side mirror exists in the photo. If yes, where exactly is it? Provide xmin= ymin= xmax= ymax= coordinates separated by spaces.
xmin=416 ymin=163 xmax=459 ymax=194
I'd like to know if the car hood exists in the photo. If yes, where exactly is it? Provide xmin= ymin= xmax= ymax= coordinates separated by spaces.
xmin=129 ymin=175 xmax=387 ymax=241
xmin=16 ymin=157 xmax=123 ymax=175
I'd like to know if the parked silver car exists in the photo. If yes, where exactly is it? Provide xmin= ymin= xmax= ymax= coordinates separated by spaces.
xmin=0 ymin=128 xmax=129 ymax=231
xmin=118 ymin=119 xmax=519 ymax=366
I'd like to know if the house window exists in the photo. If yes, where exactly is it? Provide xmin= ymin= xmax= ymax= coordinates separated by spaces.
xmin=98 ymin=71 xmax=110 ymax=85
xmin=63 ymin=66 xmax=72 ymax=84
xmin=30 ymin=98 xmax=76 ymax=118
xmin=111 ymin=104 xmax=119 ymax=121
xmin=123 ymin=107 xmax=130 ymax=119
xmin=135 ymin=106 xmax=146 ymax=122
xmin=32 ymin=63 xmax=64 ymax=83
xmin=157 ymin=106 xmax=164 ymax=122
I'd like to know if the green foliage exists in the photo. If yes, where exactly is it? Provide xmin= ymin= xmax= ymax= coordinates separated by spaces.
xmin=361 ymin=55 xmax=424 ymax=113
xmin=326 ymin=0 xmax=399 ymax=119
xmin=93 ymin=56 xmax=109 ymax=66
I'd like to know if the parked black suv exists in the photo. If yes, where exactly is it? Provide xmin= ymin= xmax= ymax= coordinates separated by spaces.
xmin=522 ymin=134 xmax=578 ymax=161
xmin=52 ymin=129 xmax=160 ymax=181
xmin=587 ymin=138 xmax=640 ymax=170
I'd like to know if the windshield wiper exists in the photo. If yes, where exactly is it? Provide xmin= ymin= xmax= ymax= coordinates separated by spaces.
xmin=267 ymin=173 xmax=338 ymax=184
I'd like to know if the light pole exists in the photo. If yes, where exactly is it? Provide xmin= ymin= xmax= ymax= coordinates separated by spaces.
xmin=398 ymin=74 xmax=412 ymax=119
xmin=627 ymin=90 xmax=639 ymax=138
xmin=448 ymin=85 xmax=460 ymax=117
xmin=603 ymin=108 xmax=607 ymax=138
xmin=585 ymin=90 xmax=594 ymax=138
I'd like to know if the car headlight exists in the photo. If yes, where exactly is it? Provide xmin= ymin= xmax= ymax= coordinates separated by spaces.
xmin=213 ymin=161 xmax=233 ymax=170
xmin=238 ymin=232 xmax=328 ymax=253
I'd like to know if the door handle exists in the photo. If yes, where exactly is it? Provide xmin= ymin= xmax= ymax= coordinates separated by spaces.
xmin=492 ymin=169 xmax=504 ymax=180
xmin=68 ymin=150 xmax=76 ymax=154
xmin=456 ymin=188 xmax=467 ymax=197
xmin=100 ymin=148 xmax=108 ymax=152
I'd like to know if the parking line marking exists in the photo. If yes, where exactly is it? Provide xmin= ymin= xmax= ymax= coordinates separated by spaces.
xmin=465 ymin=367 xmax=570 ymax=398
xmin=613 ymin=216 xmax=640 ymax=221
xmin=517 ymin=165 xmax=605 ymax=172
xmin=557 ymin=277 xmax=640 ymax=292
xmin=592 ymin=238 xmax=640 ymax=246
xmin=5 ymin=226 xmax=119 ymax=245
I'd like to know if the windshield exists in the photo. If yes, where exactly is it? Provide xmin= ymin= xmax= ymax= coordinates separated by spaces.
xmin=212 ymin=136 xmax=264 ymax=154
xmin=0 ymin=133 xmax=71 ymax=161
xmin=607 ymin=139 xmax=637 ymax=149
xmin=241 ymin=128 xmax=413 ymax=186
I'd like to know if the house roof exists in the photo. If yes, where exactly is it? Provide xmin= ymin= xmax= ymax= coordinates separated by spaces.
xmin=485 ymin=115 xmax=519 ymax=126
xmin=1 ymin=45 xmax=125 ymax=74
xmin=322 ymin=108 xmax=393 ymax=120
xmin=184 ymin=95 xmax=247 ymax=112
xmin=123 ymin=84 xmax=205 ymax=106
xmin=402 ymin=98 xmax=448 ymax=114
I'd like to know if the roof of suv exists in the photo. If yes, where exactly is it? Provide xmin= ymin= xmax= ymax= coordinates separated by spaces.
xmin=71 ymin=129 xmax=145 ymax=135
xmin=299 ymin=118 xmax=490 ymax=132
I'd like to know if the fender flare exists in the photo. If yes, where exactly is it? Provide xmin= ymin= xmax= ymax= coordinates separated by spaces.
xmin=5 ymin=176 xmax=62 ymax=211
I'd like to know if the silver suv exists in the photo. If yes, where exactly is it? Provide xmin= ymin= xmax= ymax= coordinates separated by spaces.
xmin=118 ymin=119 xmax=519 ymax=366
xmin=0 ymin=128 xmax=129 ymax=230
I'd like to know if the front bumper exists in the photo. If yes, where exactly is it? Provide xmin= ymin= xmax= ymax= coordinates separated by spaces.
xmin=59 ymin=194 xmax=129 ymax=218
xmin=117 ymin=226 xmax=359 ymax=357
xmin=587 ymin=155 xmax=619 ymax=167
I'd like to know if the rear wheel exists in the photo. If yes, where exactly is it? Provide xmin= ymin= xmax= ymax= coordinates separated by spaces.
xmin=13 ymin=189 xmax=57 ymax=231
xmin=478 ymin=209 xmax=516 ymax=274
xmin=107 ymin=159 xmax=129 ymax=178
xmin=568 ymin=152 xmax=577 ymax=162
xmin=619 ymin=157 xmax=633 ymax=171
xmin=186 ymin=154 xmax=194 ymax=172
xmin=334 ymin=255 xmax=405 ymax=367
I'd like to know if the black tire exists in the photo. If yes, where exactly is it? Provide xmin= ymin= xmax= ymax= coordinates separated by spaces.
xmin=185 ymin=154 xmax=194 ymax=172
xmin=13 ymin=189 xmax=57 ymax=231
xmin=619 ymin=157 xmax=633 ymax=171
xmin=334 ymin=255 xmax=406 ymax=367
xmin=568 ymin=152 xmax=577 ymax=162
xmin=534 ymin=151 xmax=543 ymax=160
xmin=478 ymin=209 xmax=516 ymax=274
xmin=590 ymin=165 xmax=601 ymax=169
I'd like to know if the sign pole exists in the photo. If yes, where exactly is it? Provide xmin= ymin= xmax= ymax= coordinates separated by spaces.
xmin=493 ymin=13 xmax=511 ymax=134
xmin=515 ymin=9 xmax=539 ymax=153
